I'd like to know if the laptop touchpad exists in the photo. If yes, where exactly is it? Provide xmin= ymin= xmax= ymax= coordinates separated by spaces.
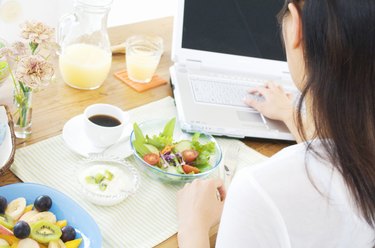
xmin=237 ymin=111 xmax=263 ymax=123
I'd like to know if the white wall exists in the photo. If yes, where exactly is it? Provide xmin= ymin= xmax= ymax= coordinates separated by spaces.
xmin=0 ymin=0 xmax=175 ymax=42
xmin=109 ymin=0 xmax=176 ymax=27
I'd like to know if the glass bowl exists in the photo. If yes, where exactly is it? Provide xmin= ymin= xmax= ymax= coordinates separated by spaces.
xmin=130 ymin=119 xmax=222 ymax=184
xmin=77 ymin=156 xmax=140 ymax=206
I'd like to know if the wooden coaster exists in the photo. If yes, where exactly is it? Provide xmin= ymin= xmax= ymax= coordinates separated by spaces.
xmin=114 ymin=70 xmax=167 ymax=92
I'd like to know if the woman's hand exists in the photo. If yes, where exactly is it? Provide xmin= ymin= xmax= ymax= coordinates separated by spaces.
xmin=245 ymin=82 xmax=304 ymax=142
xmin=177 ymin=178 xmax=226 ymax=248
xmin=245 ymin=81 xmax=294 ymax=122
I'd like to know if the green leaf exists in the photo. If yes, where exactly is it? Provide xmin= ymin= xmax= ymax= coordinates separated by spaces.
xmin=132 ymin=140 xmax=151 ymax=157
xmin=146 ymin=134 xmax=173 ymax=150
xmin=192 ymin=132 xmax=200 ymax=142
xmin=133 ymin=122 xmax=145 ymax=143
xmin=29 ymin=42 xmax=38 ymax=54
xmin=161 ymin=118 xmax=176 ymax=138
xmin=191 ymin=137 xmax=216 ymax=170
xmin=0 ymin=61 xmax=7 ymax=70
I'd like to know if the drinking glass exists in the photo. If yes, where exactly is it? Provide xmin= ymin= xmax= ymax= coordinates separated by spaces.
xmin=125 ymin=35 xmax=163 ymax=83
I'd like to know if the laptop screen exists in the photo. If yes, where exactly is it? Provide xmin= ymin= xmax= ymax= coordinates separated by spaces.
xmin=182 ymin=0 xmax=286 ymax=62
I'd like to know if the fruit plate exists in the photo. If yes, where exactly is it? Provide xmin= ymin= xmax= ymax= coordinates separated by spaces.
xmin=0 ymin=104 xmax=16 ymax=175
xmin=0 ymin=183 xmax=102 ymax=248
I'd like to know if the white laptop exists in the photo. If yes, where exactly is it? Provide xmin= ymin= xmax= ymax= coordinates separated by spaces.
xmin=169 ymin=0 xmax=299 ymax=141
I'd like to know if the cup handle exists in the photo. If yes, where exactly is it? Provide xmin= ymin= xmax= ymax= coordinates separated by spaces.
xmin=57 ymin=13 xmax=77 ymax=54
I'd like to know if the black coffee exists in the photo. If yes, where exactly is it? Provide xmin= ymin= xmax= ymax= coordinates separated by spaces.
xmin=89 ymin=115 xmax=121 ymax=127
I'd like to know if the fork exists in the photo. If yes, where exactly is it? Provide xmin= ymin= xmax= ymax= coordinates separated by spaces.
xmin=222 ymin=143 xmax=241 ymax=188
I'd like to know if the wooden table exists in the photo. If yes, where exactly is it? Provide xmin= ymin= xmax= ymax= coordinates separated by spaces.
xmin=0 ymin=17 xmax=293 ymax=247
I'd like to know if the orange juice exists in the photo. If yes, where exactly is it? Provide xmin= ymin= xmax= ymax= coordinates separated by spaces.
xmin=59 ymin=43 xmax=111 ymax=90
xmin=125 ymin=35 xmax=163 ymax=83
xmin=126 ymin=53 xmax=161 ymax=83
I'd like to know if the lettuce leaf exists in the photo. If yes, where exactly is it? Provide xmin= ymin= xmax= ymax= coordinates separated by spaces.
xmin=146 ymin=134 xmax=173 ymax=150
xmin=133 ymin=118 xmax=176 ymax=155
xmin=161 ymin=117 xmax=176 ymax=138
xmin=133 ymin=122 xmax=151 ymax=156
xmin=132 ymin=139 xmax=151 ymax=157
xmin=133 ymin=122 xmax=146 ymax=143
xmin=192 ymin=135 xmax=216 ymax=170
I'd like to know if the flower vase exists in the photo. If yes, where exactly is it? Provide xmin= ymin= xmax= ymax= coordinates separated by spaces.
xmin=13 ymin=90 xmax=32 ymax=138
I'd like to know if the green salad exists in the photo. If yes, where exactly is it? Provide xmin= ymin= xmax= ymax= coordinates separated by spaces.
xmin=132 ymin=118 xmax=216 ymax=175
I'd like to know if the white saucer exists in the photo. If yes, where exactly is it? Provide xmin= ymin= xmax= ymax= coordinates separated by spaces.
xmin=62 ymin=114 xmax=133 ymax=158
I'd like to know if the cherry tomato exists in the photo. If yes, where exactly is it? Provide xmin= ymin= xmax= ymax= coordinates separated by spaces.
xmin=182 ymin=164 xmax=200 ymax=174
xmin=143 ymin=153 xmax=160 ymax=165
xmin=182 ymin=149 xmax=199 ymax=163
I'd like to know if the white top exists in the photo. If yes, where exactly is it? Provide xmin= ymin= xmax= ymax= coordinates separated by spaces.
xmin=216 ymin=140 xmax=374 ymax=248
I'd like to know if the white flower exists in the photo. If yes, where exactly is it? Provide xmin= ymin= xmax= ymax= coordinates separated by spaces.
xmin=21 ymin=21 xmax=55 ymax=46
xmin=11 ymin=42 xmax=28 ymax=57
xmin=16 ymin=55 xmax=54 ymax=90
xmin=0 ymin=42 xmax=29 ymax=63
xmin=0 ymin=47 xmax=13 ymax=59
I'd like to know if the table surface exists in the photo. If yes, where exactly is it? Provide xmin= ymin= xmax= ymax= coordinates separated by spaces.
xmin=0 ymin=16 xmax=293 ymax=247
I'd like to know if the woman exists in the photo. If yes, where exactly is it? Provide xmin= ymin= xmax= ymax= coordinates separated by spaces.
xmin=177 ymin=0 xmax=375 ymax=247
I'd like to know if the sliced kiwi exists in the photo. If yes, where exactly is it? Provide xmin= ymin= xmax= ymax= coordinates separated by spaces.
xmin=94 ymin=173 xmax=105 ymax=184
xmin=0 ymin=214 xmax=14 ymax=229
xmin=104 ymin=170 xmax=113 ymax=181
xmin=85 ymin=176 xmax=96 ymax=184
xmin=99 ymin=182 xmax=107 ymax=191
xmin=30 ymin=221 xmax=62 ymax=243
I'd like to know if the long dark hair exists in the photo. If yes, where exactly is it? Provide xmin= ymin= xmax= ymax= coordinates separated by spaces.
xmin=278 ymin=0 xmax=375 ymax=227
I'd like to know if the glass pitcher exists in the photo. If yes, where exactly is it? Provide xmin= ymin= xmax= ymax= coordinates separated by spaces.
xmin=58 ymin=0 xmax=113 ymax=90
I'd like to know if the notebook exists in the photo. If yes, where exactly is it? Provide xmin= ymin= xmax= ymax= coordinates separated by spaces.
xmin=169 ymin=0 xmax=299 ymax=141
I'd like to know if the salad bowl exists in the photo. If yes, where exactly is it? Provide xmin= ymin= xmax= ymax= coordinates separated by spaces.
xmin=130 ymin=118 xmax=222 ymax=183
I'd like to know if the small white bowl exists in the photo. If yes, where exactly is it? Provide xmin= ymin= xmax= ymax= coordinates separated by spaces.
xmin=77 ymin=155 xmax=140 ymax=206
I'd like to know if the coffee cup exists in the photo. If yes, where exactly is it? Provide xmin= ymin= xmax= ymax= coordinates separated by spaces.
xmin=83 ymin=104 xmax=130 ymax=147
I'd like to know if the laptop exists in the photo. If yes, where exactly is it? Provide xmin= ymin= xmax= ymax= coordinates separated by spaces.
xmin=169 ymin=0 xmax=299 ymax=141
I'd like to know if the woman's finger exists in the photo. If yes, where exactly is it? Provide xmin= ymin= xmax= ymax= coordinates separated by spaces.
xmin=247 ymin=86 xmax=269 ymax=97
xmin=244 ymin=97 xmax=265 ymax=113
xmin=211 ymin=178 xmax=224 ymax=188
xmin=217 ymin=186 xmax=226 ymax=201
xmin=247 ymin=88 xmax=260 ymax=95
xmin=265 ymin=81 xmax=277 ymax=89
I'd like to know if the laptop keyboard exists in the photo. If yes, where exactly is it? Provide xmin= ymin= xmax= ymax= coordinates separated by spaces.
xmin=189 ymin=75 xmax=266 ymax=109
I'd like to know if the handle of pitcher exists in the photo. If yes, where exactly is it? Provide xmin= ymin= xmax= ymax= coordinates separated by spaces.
xmin=57 ymin=13 xmax=77 ymax=54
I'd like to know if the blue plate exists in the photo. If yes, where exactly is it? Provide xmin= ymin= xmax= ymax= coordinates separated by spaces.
xmin=0 ymin=183 xmax=101 ymax=247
